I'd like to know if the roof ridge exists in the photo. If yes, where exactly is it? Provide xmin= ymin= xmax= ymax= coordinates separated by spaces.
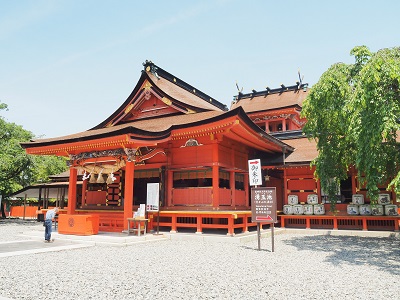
xmin=269 ymin=129 xmax=306 ymax=140
xmin=234 ymin=83 xmax=309 ymax=102
xmin=142 ymin=60 xmax=228 ymax=111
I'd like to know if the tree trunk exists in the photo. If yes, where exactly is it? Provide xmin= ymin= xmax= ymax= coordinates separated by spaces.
xmin=1 ymin=201 xmax=6 ymax=218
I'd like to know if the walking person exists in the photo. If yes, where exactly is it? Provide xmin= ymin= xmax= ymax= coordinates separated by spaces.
xmin=44 ymin=207 xmax=59 ymax=242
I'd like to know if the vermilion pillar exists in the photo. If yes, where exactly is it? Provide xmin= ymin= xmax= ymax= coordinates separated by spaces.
xmin=212 ymin=142 xmax=219 ymax=207
xmin=244 ymin=174 xmax=249 ymax=207
xmin=67 ymin=167 xmax=77 ymax=214
xmin=124 ymin=161 xmax=135 ymax=229
xmin=283 ymin=169 xmax=288 ymax=205
xmin=167 ymin=169 xmax=173 ymax=207
xmin=81 ymin=178 xmax=87 ymax=208
xmin=230 ymin=148 xmax=235 ymax=207
xmin=230 ymin=171 xmax=235 ymax=207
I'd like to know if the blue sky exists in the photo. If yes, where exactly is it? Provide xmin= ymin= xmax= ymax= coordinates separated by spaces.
xmin=1 ymin=0 xmax=400 ymax=138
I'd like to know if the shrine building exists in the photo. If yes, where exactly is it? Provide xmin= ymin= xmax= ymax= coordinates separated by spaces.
xmin=20 ymin=61 xmax=400 ymax=234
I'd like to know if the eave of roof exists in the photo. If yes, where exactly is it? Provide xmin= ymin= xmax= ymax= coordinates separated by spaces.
xmin=21 ymin=107 xmax=294 ymax=155
xmin=21 ymin=111 xmax=225 ymax=149
xmin=7 ymin=181 xmax=82 ymax=199
xmin=281 ymin=136 xmax=318 ymax=163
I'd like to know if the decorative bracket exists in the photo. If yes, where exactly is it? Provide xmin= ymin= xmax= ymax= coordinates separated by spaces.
xmin=124 ymin=148 xmax=137 ymax=162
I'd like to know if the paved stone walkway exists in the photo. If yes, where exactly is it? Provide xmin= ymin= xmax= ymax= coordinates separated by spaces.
xmin=0 ymin=239 xmax=93 ymax=258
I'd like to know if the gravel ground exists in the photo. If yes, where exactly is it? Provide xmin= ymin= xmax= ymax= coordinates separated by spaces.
xmin=0 ymin=219 xmax=399 ymax=300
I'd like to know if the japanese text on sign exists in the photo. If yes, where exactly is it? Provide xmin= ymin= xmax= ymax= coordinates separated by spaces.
xmin=251 ymin=187 xmax=277 ymax=223
xmin=146 ymin=183 xmax=160 ymax=212
xmin=248 ymin=159 xmax=262 ymax=186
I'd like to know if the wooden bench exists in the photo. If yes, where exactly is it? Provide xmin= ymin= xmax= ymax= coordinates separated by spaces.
xmin=280 ymin=214 xmax=400 ymax=231
xmin=127 ymin=218 xmax=148 ymax=236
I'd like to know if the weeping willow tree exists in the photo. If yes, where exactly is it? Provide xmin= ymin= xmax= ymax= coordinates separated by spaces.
xmin=302 ymin=46 xmax=400 ymax=211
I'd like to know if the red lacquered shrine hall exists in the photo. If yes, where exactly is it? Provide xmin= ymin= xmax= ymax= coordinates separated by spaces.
xmin=21 ymin=61 xmax=400 ymax=234
xmin=21 ymin=61 xmax=295 ymax=235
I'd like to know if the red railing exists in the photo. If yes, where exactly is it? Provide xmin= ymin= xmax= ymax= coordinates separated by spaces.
xmin=280 ymin=214 xmax=400 ymax=231
xmin=148 ymin=211 xmax=262 ymax=236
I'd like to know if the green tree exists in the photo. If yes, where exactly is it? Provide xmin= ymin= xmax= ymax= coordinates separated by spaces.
xmin=0 ymin=101 xmax=68 ymax=218
xmin=302 ymin=46 xmax=400 ymax=209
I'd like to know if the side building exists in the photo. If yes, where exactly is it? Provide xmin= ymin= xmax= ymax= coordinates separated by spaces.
xmin=232 ymin=83 xmax=399 ymax=231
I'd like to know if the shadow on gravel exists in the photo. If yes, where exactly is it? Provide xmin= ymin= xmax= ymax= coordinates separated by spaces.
xmin=0 ymin=219 xmax=40 ymax=226
xmin=283 ymin=234 xmax=400 ymax=276
xmin=241 ymin=245 xmax=272 ymax=252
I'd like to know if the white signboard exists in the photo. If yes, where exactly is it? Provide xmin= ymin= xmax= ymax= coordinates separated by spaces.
xmin=248 ymin=159 xmax=262 ymax=186
xmin=146 ymin=183 xmax=160 ymax=212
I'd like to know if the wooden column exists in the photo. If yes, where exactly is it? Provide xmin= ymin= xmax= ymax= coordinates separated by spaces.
xmin=230 ymin=171 xmax=235 ymax=207
xmin=212 ymin=142 xmax=219 ymax=207
xmin=230 ymin=147 xmax=235 ymax=207
xmin=61 ymin=187 xmax=66 ymax=209
xmin=67 ymin=167 xmax=77 ymax=214
xmin=283 ymin=169 xmax=288 ymax=205
xmin=352 ymin=172 xmax=358 ymax=194
xmin=81 ymin=178 xmax=88 ymax=208
xmin=244 ymin=174 xmax=249 ymax=207
xmin=316 ymin=169 xmax=321 ymax=201
xmin=124 ymin=160 xmax=135 ymax=230
xmin=38 ymin=187 xmax=42 ymax=210
xmin=167 ymin=170 xmax=173 ymax=207
xmin=23 ymin=194 xmax=26 ymax=220
xmin=166 ymin=143 xmax=173 ymax=207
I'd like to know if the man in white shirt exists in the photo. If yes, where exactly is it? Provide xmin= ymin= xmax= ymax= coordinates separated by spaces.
xmin=44 ymin=207 xmax=59 ymax=242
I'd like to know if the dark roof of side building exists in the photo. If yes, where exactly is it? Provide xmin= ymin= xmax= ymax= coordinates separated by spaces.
xmin=230 ymin=83 xmax=309 ymax=113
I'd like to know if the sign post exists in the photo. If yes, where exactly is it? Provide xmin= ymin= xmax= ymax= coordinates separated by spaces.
xmin=146 ymin=183 xmax=160 ymax=234
xmin=248 ymin=159 xmax=262 ymax=186
xmin=251 ymin=187 xmax=277 ymax=252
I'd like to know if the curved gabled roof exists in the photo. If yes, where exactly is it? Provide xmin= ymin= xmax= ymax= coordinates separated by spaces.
xmin=21 ymin=61 xmax=294 ymax=158
xmin=92 ymin=61 xmax=228 ymax=130
xmin=21 ymin=107 xmax=293 ymax=156
xmin=143 ymin=61 xmax=227 ymax=111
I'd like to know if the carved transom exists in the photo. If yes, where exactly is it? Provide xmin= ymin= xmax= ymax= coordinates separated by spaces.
xmin=181 ymin=139 xmax=202 ymax=147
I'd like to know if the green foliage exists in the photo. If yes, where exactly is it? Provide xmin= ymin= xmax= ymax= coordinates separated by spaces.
xmin=355 ymin=47 xmax=400 ymax=201
xmin=0 ymin=102 xmax=68 ymax=200
xmin=0 ymin=106 xmax=34 ymax=196
xmin=302 ymin=46 xmax=400 ymax=207
xmin=302 ymin=63 xmax=354 ymax=211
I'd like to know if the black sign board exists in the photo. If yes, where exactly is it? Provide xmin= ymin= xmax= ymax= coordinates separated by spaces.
xmin=251 ymin=187 xmax=277 ymax=223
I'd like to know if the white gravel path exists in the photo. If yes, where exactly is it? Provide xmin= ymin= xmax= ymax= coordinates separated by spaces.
xmin=0 ymin=219 xmax=399 ymax=300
